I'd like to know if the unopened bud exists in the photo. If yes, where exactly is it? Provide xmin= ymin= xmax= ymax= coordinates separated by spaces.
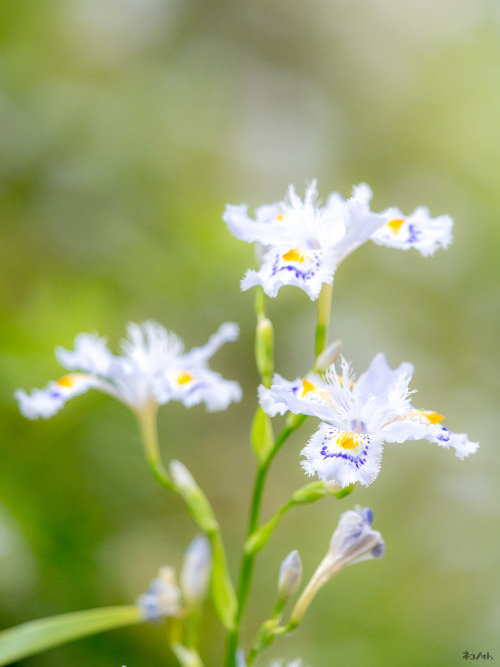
xmin=315 ymin=339 xmax=342 ymax=373
xmin=169 ymin=460 xmax=218 ymax=534
xmin=290 ymin=506 xmax=384 ymax=625
xmin=138 ymin=566 xmax=182 ymax=621
xmin=278 ymin=550 xmax=303 ymax=599
xmin=292 ymin=481 xmax=328 ymax=504
xmin=170 ymin=459 xmax=196 ymax=492
xmin=255 ymin=316 xmax=274 ymax=386
xmin=181 ymin=534 xmax=212 ymax=608
xmin=328 ymin=506 xmax=385 ymax=567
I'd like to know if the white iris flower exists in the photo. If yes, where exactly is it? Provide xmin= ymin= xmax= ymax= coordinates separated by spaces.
xmin=223 ymin=181 xmax=454 ymax=300
xmin=223 ymin=180 xmax=385 ymax=300
xmin=15 ymin=321 xmax=242 ymax=419
xmin=259 ymin=353 xmax=478 ymax=488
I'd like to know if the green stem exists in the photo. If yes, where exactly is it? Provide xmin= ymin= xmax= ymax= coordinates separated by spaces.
xmin=137 ymin=403 xmax=236 ymax=632
xmin=136 ymin=400 xmax=173 ymax=491
xmin=246 ymin=618 xmax=295 ymax=665
xmin=315 ymin=283 xmax=333 ymax=359
xmin=225 ymin=419 xmax=306 ymax=666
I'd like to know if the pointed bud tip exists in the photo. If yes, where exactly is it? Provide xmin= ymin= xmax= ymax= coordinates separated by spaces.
xmin=278 ymin=549 xmax=303 ymax=599
xmin=181 ymin=534 xmax=212 ymax=606
xmin=170 ymin=460 xmax=196 ymax=491
xmin=316 ymin=340 xmax=342 ymax=372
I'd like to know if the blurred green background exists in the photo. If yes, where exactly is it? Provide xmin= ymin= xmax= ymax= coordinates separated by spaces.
xmin=1 ymin=0 xmax=499 ymax=665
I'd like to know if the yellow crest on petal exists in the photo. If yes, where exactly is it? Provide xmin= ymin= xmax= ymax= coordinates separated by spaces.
xmin=419 ymin=410 xmax=445 ymax=424
xmin=302 ymin=379 xmax=316 ymax=395
xmin=175 ymin=371 xmax=194 ymax=385
xmin=56 ymin=375 xmax=76 ymax=388
xmin=337 ymin=432 xmax=359 ymax=450
xmin=386 ymin=218 xmax=405 ymax=234
xmin=282 ymin=248 xmax=305 ymax=263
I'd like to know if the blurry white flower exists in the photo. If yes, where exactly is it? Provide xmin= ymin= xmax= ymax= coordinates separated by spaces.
xmin=138 ymin=566 xmax=182 ymax=621
xmin=259 ymin=353 xmax=478 ymax=488
xmin=15 ymin=321 xmax=241 ymax=418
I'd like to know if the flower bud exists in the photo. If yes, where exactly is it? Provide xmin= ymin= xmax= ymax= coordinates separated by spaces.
xmin=315 ymin=339 xmax=342 ymax=373
xmin=138 ymin=566 xmax=182 ymax=621
xmin=255 ymin=316 xmax=274 ymax=387
xmin=169 ymin=460 xmax=218 ymax=534
xmin=181 ymin=534 xmax=212 ymax=608
xmin=328 ymin=506 xmax=385 ymax=567
xmin=290 ymin=506 xmax=384 ymax=625
xmin=170 ymin=459 xmax=196 ymax=492
xmin=277 ymin=550 xmax=303 ymax=599
xmin=292 ymin=481 xmax=328 ymax=504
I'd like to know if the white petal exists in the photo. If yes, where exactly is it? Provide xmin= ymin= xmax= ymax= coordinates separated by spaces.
xmin=371 ymin=206 xmax=453 ymax=256
xmin=121 ymin=321 xmax=183 ymax=374
xmin=15 ymin=374 xmax=98 ymax=420
xmin=354 ymin=353 xmax=414 ymax=408
xmin=427 ymin=427 xmax=479 ymax=460
xmin=241 ymin=246 xmax=335 ymax=300
xmin=155 ymin=369 xmax=242 ymax=412
xmin=259 ymin=374 xmax=337 ymax=422
xmin=222 ymin=202 xmax=288 ymax=245
xmin=301 ymin=423 xmax=383 ymax=488
xmin=334 ymin=184 xmax=388 ymax=263
xmin=56 ymin=333 xmax=116 ymax=377
xmin=183 ymin=322 xmax=239 ymax=365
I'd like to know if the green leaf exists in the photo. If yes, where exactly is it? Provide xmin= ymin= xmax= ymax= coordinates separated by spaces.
xmin=0 ymin=606 xmax=142 ymax=666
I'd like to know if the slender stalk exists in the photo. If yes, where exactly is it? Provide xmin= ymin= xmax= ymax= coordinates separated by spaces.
xmin=315 ymin=283 xmax=333 ymax=359
xmin=137 ymin=402 xmax=237 ymax=634
xmin=225 ymin=421 xmax=304 ymax=666
xmin=136 ymin=400 xmax=173 ymax=491
xmin=290 ymin=557 xmax=343 ymax=626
